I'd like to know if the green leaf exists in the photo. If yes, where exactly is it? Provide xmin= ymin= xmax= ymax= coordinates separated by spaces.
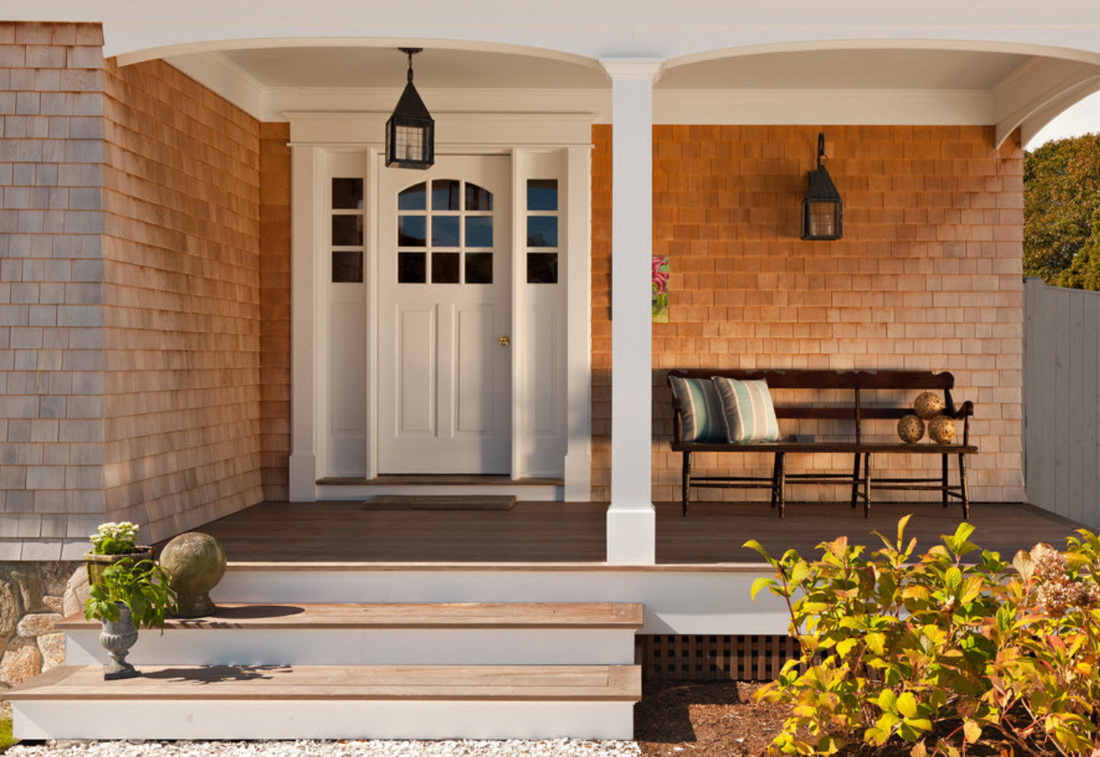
xmin=877 ymin=689 xmax=897 ymax=711
xmin=750 ymin=576 xmax=777 ymax=600
xmin=897 ymin=691 xmax=919 ymax=719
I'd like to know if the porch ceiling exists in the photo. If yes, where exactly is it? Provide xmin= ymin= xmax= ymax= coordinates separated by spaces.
xmin=161 ymin=43 xmax=1100 ymax=145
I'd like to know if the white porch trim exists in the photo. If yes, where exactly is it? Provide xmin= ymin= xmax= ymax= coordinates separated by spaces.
xmin=601 ymin=59 xmax=664 ymax=565
xmin=286 ymin=112 xmax=596 ymax=501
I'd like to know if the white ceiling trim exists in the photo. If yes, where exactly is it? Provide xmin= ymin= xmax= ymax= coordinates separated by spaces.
xmin=284 ymin=111 xmax=597 ymax=147
xmin=656 ymin=90 xmax=993 ymax=126
xmin=664 ymin=38 xmax=1100 ymax=72
xmin=993 ymin=57 xmax=1100 ymax=146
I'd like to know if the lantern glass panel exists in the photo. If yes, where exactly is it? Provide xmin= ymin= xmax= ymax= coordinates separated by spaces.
xmin=807 ymin=201 xmax=839 ymax=239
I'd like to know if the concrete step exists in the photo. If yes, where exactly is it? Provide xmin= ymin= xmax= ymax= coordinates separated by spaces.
xmin=7 ymin=663 xmax=641 ymax=740
xmin=58 ymin=602 xmax=644 ymax=666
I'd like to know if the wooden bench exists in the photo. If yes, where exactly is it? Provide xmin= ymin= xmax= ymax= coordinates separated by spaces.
xmin=667 ymin=369 xmax=977 ymax=518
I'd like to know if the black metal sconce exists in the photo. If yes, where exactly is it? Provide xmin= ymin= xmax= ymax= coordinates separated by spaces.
xmin=801 ymin=132 xmax=842 ymax=240
xmin=385 ymin=47 xmax=434 ymax=170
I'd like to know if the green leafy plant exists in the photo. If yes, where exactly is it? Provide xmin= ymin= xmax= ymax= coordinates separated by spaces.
xmin=746 ymin=516 xmax=1100 ymax=757
xmin=88 ymin=521 xmax=141 ymax=555
xmin=84 ymin=557 xmax=177 ymax=630
xmin=0 ymin=715 xmax=15 ymax=752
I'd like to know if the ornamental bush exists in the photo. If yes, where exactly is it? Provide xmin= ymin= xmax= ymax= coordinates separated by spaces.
xmin=746 ymin=517 xmax=1100 ymax=757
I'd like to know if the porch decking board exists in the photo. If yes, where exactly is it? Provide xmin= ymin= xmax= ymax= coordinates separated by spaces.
xmin=56 ymin=602 xmax=644 ymax=631
xmin=174 ymin=500 xmax=1085 ymax=565
xmin=6 ymin=664 xmax=641 ymax=702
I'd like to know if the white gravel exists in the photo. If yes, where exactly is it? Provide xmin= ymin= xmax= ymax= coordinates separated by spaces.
xmin=6 ymin=740 xmax=643 ymax=757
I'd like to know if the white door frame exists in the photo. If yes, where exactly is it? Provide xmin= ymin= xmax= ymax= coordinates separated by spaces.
xmin=287 ymin=112 xmax=595 ymax=502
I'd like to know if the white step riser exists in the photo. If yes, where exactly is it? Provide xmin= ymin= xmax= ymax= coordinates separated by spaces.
xmin=13 ymin=700 xmax=635 ymax=741
xmin=65 ymin=627 xmax=637 ymax=666
xmin=210 ymin=568 xmax=786 ymax=635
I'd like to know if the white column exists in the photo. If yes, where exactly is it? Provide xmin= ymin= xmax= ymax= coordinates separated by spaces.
xmin=288 ymin=144 xmax=321 ymax=502
xmin=601 ymin=60 xmax=663 ymax=564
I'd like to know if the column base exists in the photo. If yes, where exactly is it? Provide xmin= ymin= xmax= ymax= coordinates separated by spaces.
xmin=605 ymin=503 xmax=655 ymax=565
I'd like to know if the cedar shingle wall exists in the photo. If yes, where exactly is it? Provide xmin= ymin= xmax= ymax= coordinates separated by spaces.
xmin=0 ymin=22 xmax=108 ymax=560
xmin=259 ymin=122 xmax=291 ymax=501
xmin=592 ymin=124 xmax=1025 ymax=504
xmin=100 ymin=58 xmax=264 ymax=543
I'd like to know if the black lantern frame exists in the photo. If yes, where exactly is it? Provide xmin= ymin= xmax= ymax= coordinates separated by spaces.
xmin=385 ymin=48 xmax=435 ymax=170
xmin=801 ymin=132 xmax=842 ymax=240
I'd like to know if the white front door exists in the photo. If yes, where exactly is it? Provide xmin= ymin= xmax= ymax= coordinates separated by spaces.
xmin=377 ymin=156 xmax=512 ymax=473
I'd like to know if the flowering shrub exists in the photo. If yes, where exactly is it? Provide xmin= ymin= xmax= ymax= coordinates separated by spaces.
xmin=89 ymin=521 xmax=141 ymax=555
xmin=746 ymin=517 xmax=1100 ymax=757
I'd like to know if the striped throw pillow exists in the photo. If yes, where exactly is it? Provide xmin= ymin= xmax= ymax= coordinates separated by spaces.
xmin=713 ymin=377 xmax=780 ymax=443
xmin=668 ymin=376 xmax=727 ymax=443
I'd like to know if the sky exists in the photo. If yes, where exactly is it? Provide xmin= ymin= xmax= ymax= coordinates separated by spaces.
xmin=1026 ymin=90 xmax=1100 ymax=149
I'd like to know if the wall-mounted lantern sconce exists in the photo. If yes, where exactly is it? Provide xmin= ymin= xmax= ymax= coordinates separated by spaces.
xmin=801 ymin=132 xmax=842 ymax=240
xmin=385 ymin=47 xmax=434 ymax=170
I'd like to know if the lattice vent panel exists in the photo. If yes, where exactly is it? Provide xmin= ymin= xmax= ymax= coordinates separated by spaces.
xmin=638 ymin=635 xmax=801 ymax=681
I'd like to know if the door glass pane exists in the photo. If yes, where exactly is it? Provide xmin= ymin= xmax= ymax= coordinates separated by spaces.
xmin=526 ymin=216 xmax=558 ymax=247
xmin=527 ymin=252 xmax=558 ymax=284
xmin=332 ymin=251 xmax=363 ymax=283
xmin=332 ymin=178 xmax=364 ymax=209
xmin=398 ymin=215 xmax=426 ymax=246
xmin=332 ymin=215 xmax=363 ymax=246
xmin=527 ymin=179 xmax=558 ymax=211
xmin=432 ymin=216 xmax=460 ymax=247
xmin=466 ymin=183 xmax=493 ymax=211
xmin=432 ymin=179 xmax=461 ymax=211
xmin=465 ymin=252 xmax=493 ymax=284
xmin=398 ymin=182 xmax=427 ymax=210
xmin=398 ymin=252 xmax=426 ymax=283
xmin=465 ymin=216 xmax=493 ymax=247
xmin=431 ymin=252 xmax=460 ymax=283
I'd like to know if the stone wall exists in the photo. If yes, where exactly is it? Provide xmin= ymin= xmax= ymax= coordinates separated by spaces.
xmin=0 ymin=561 xmax=77 ymax=719
xmin=591 ymin=124 xmax=1026 ymax=504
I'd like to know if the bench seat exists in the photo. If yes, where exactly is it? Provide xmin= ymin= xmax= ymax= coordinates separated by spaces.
xmin=668 ymin=369 xmax=978 ymax=518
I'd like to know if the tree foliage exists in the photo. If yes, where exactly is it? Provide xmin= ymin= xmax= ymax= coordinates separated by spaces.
xmin=1024 ymin=133 xmax=1100 ymax=289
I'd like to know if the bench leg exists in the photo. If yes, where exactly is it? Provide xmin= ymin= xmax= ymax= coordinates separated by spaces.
xmin=958 ymin=453 xmax=970 ymax=520
xmin=941 ymin=454 xmax=950 ymax=508
xmin=682 ymin=451 xmax=692 ymax=517
xmin=770 ymin=455 xmax=778 ymax=508
xmin=863 ymin=452 xmax=872 ymax=518
xmin=776 ymin=451 xmax=787 ymax=519
xmin=850 ymin=454 xmax=861 ymax=509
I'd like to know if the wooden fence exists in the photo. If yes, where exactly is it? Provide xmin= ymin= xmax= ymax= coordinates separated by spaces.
xmin=1024 ymin=278 xmax=1100 ymax=531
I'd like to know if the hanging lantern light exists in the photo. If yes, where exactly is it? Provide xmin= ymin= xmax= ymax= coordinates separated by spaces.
xmin=801 ymin=132 xmax=842 ymax=240
xmin=385 ymin=47 xmax=434 ymax=170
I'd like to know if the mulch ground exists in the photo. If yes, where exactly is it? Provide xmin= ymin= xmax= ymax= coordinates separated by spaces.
xmin=635 ymin=681 xmax=1014 ymax=757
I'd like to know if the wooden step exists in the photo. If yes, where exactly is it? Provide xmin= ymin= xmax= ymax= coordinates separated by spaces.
xmin=56 ymin=601 xmax=644 ymax=631
xmin=58 ymin=602 xmax=645 ymax=667
xmin=8 ymin=664 xmax=641 ymax=740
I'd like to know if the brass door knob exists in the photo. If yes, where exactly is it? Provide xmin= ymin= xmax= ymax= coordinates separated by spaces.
xmin=499 ymin=336 xmax=510 ymax=346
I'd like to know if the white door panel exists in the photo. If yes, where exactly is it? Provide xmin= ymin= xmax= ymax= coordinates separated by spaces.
xmin=378 ymin=156 xmax=512 ymax=473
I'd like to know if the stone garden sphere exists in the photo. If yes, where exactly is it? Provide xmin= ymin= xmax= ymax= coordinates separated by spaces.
xmin=928 ymin=415 xmax=957 ymax=445
xmin=913 ymin=391 xmax=945 ymax=420
xmin=159 ymin=532 xmax=227 ymax=618
xmin=897 ymin=414 xmax=925 ymax=444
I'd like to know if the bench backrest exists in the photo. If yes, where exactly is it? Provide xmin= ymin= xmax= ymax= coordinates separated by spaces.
xmin=667 ymin=369 xmax=967 ymax=443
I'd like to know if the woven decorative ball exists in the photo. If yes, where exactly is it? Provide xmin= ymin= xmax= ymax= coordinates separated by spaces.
xmin=913 ymin=391 xmax=945 ymax=420
xmin=928 ymin=415 xmax=957 ymax=445
xmin=897 ymin=414 xmax=925 ymax=444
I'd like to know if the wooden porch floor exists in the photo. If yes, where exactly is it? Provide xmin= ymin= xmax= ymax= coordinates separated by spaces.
xmin=167 ymin=500 xmax=1086 ymax=564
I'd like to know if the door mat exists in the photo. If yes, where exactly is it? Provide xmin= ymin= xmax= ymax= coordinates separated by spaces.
xmin=363 ymin=495 xmax=517 ymax=510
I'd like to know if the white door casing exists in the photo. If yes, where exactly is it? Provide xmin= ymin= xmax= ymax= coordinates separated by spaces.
xmin=377 ymin=156 xmax=513 ymax=473
xmin=288 ymin=113 xmax=593 ymax=501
